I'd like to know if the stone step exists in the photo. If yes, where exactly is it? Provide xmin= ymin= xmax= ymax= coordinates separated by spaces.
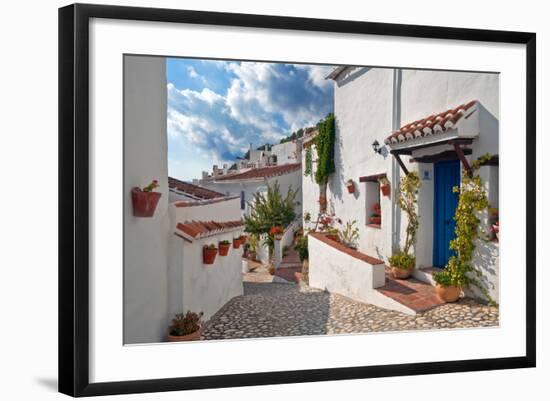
xmin=413 ymin=266 xmax=444 ymax=286
xmin=376 ymin=268 xmax=445 ymax=313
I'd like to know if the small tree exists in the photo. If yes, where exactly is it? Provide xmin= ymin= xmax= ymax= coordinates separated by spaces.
xmin=244 ymin=181 xmax=298 ymax=236
xmin=314 ymin=113 xmax=336 ymax=212
xmin=389 ymin=172 xmax=421 ymax=270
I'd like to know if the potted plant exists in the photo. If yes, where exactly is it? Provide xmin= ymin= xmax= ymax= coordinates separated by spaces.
xmin=388 ymin=172 xmax=421 ymax=279
xmin=432 ymin=270 xmax=462 ymax=303
xmin=492 ymin=221 xmax=499 ymax=241
xmin=388 ymin=250 xmax=415 ymax=279
xmin=369 ymin=203 xmax=382 ymax=225
xmin=167 ymin=311 xmax=204 ymax=342
xmin=379 ymin=176 xmax=391 ymax=197
xmin=269 ymin=226 xmax=284 ymax=240
xmin=232 ymin=237 xmax=242 ymax=249
xmin=218 ymin=240 xmax=231 ymax=256
xmin=248 ymin=234 xmax=258 ymax=261
xmin=339 ymin=220 xmax=359 ymax=249
xmin=203 ymin=244 xmax=218 ymax=264
xmin=131 ymin=179 xmax=161 ymax=217
xmin=346 ymin=179 xmax=355 ymax=194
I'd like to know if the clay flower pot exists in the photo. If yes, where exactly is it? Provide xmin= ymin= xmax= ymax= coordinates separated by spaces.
xmin=274 ymin=234 xmax=283 ymax=241
xmin=435 ymin=284 xmax=461 ymax=303
xmin=232 ymin=238 xmax=241 ymax=249
xmin=218 ymin=242 xmax=230 ymax=256
xmin=380 ymin=183 xmax=391 ymax=197
xmin=167 ymin=327 xmax=202 ymax=342
xmin=203 ymin=247 xmax=218 ymax=264
xmin=346 ymin=182 xmax=355 ymax=194
xmin=391 ymin=266 xmax=412 ymax=279
xmin=248 ymin=251 xmax=257 ymax=261
xmin=131 ymin=187 xmax=161 ymax=217
xmin=369 ymin=216 xmax=382 ymax=225
xmin=325 ymin=233 xmax=339 ymax=242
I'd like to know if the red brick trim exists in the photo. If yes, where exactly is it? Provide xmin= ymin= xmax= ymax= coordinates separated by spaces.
xmin=174 ymin=195 xmax=239 ymax=208
xmin=309 ymin=232 xmax=384 ymax=265
xmin=366 ymin=224 xmax=381 ymax=229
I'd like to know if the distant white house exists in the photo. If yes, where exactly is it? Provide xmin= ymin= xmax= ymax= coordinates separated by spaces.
xmin=198 ymin=162 xmax=303 ymax=218
xmin=305 ymin=66 xmax=499 ymax=307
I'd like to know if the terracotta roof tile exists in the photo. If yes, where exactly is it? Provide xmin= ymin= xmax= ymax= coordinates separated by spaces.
xmin=212 ymin=163 xmax=301 ymax=181
xmin=175 ymin=219 xmax=244 ymax=241
xmin=168 ymin=177 xmax=225 ymax=200
xmin=384 ymin=100 xmax=478 ymax=145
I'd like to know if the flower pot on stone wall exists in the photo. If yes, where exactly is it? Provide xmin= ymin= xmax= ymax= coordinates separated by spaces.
xmin=232 ymin=238 xmax=241 ymax=249
xmin=391 ymin=265 xmax=412 ymax=279
xmin=435 ymin=284 xmax=461 ymax=303
xmin=380 ymin=183 xmax=391 ymax=197
xmin=218 ymin=241 xmax=230 ymax=256
xmin=131 ymin=187 xmax=161 ymax=217
xmin=203 ymin=246 xmax=218 ymax=264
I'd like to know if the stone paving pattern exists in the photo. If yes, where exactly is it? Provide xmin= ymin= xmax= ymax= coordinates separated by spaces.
xmin=201 ymin=264 xmax=499 ymax=340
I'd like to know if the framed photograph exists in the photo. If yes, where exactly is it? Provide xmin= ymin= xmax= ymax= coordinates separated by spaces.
xmin=59 ymin=3 xmax=536 ymax=397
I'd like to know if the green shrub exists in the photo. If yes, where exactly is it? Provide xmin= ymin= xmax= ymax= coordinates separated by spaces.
xmin=388 ymin=251 xmax=415 ymax=270
xmin=294 ymin=235 xmax=309 ymax=262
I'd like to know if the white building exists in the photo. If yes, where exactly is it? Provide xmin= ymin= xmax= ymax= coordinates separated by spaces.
xmin=198 ymin=163 xmax=303 ymax=218
xmin=305 ymin=66 xmax=499 ymax=309
xmin=123 ymin=55 xmax=244 ymax=344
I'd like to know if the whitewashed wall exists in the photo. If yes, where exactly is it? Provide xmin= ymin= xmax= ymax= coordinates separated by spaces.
xmin=308 ymin=235 xmax=413 ymax=315
xmin=123 ymin=56 xmax=170 ymax=344
xmin=301 ymin=145 xmax=320 ymax=230
xmin=329 ymin=67 xmax=395 ymax=261
xmin=168 ymin=230 xmax=244 ymax=323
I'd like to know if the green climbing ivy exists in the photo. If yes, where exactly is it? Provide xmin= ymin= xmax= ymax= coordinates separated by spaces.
xmin=314 ymin=113 xmax=336 ymax=185
xmin=433 ymin=154 xmax=496 ymax=305
xmin=304 ymin=146 xmax=312 ymax=177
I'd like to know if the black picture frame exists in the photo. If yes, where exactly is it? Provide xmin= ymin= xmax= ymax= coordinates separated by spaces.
xmin=59 ymin=3 xmax=536 ymax=397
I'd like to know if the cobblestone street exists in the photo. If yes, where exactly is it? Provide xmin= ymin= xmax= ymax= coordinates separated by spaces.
xmin=201 ymin=264 xmax=499 ymax=340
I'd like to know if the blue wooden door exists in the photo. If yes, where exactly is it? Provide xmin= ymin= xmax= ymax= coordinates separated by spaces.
xmin=433 ymin=160 xmax=460 ymax=267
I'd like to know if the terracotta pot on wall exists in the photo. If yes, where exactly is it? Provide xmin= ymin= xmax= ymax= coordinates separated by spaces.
xmin=167 ymin=327 xmax=202 ymax=342
xmin=203 ymin=247 xmax=218 ymax=264
xmin=391 ymin=266 xmax=412 ymax=279
xmin=218 ymin=242 xmax=230 ymax=256
xmin=232 ymin=238 xmax=241 ymax=249
xmin=131 ymin=187 xmax=162 ymax=217
xmin=325 ymin=233 xmax=339 ymax=242
xmin=380 ymin=183 xmax=391 ymax=197
xmin=435 ymin=284 xmax=461 ymax=303
xmin=346 ymin=182 xmax=355 ymax=194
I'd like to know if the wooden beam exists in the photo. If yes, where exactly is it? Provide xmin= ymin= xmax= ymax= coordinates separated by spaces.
xmin=452 ymin=142 xmax=473 ymax=177
xmin=410 ymin=149 xmax=472 ymax=164
xmin=393 ymin=153 xmax=409 ymax=175
xmin=359 ymin=173 xmax=387 ymax=183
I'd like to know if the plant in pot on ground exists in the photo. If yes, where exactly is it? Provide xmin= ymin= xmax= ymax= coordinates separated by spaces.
xmin=218 ymin=240 xmax=231 ymax=256
xmin=167 ymin=311 xmax=204 ymax=342
xmin=432 ymin=154 xmax=496 ymax=305
xmin=203 ymin=243 xmax=218 ymax=265
xmin=247 ymin=234 xmax=258 ymax=261
xmin=338 ymin=220 xmax=360 ymax=249
xmin=388 ymin=172 xmax=421 ymax=279
xmin=294 ymin=234 xmax=309 ymax=284
xmin=131 ymin=179 xmax=161 ymax=217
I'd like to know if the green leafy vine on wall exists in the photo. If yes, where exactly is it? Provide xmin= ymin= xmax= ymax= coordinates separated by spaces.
xmin=314 ymin=113 xmax=336 ymax=185
xmin=433 ymin=154 xmax=496 ymax=306
xmin=304 ymin=146 xmax=312 ymax=177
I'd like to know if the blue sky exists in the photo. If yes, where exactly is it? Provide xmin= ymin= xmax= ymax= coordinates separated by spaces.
xmin=166 ymin=58 xmax=334 ymax=181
